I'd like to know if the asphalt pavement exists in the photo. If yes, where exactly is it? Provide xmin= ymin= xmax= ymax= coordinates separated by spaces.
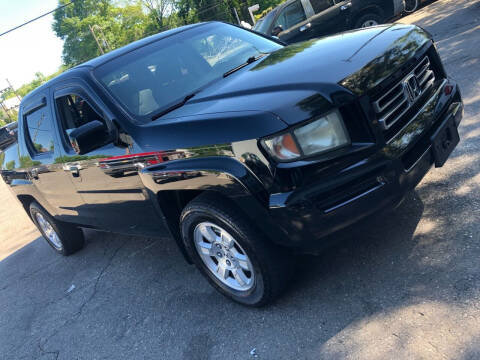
xmin=1 ymin=0 xmax=479 ymax=359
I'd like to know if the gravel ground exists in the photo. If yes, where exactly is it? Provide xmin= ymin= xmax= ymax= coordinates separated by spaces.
xmin=1 ymin=1 xmax=479 ymax=359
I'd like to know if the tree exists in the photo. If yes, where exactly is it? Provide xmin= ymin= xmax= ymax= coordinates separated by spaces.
xmin=52 ymin=0 xmax=114 ymax=66
xmin=52 ymin=0 xmax=164 ymax=66
xmin=0 ymin=108 xmax=17 ymax=126
xmin=141 ymin=0 xmax=178 ymax=30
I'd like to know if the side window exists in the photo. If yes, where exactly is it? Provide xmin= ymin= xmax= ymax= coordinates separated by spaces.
xmin=55 ymin=94 xmax=105 ymax=147
xmin=25 ymin=108 xmax=55 ymax=155
xmin=274 ymin=1 xmax=307 ymax=30
xmin=310 ymin=0 xmax=334 ymax=14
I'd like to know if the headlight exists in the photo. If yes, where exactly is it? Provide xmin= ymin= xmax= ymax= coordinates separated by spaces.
xmin=262 ymin=109 xmax=350 ymax=161
xmin=263 ymin=133 xmax=301 ymax=161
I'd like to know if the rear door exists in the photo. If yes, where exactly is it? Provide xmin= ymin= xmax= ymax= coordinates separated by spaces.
xmin=52 ymin=82 xmax=162 ymax=236
xmin=18 ymin=90 xmax=85 ymax=223
xmin=308 ymin=0 xmax=351 ymax=38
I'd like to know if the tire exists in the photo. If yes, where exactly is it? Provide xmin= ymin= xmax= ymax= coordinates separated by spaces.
xmin=180 ymin=193 xmax=294 ymax=306
xmin=354 ymin=13 xmax=383 ymax=29
xmin=404 ymin=0 xmax=419 ymax=13
xmin=30 ymin=202 xmax=85 ymax=256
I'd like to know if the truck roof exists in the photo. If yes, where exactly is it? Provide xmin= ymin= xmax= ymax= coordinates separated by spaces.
xmin=22 ymin=22 xmax=205 ymax=103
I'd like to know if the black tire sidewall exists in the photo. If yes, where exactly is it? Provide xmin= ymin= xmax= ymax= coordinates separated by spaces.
xmin=29 ymin=202 xmax=84 ymax=256
xmin=30 ymin=203 xmax=67 ymax=255
xmin=355 ymin=13 xmax=383 ymax=29
xmin=181 ymin=207 xmax=268 ymax=306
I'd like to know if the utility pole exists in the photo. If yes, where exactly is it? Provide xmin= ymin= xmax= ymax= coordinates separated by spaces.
xmin=89 ymin=24 xmax=105 ymax=54
xmin=89 ymin=24 xmax=111 ymax=55
xmin=233 ymin=7 xmax=241 ymax=25
xmin=5 ymin=79 xmax=21 ymax=102
xmin=0 ymin=101 xmax=13 ymax=122
xmin=0 ymin=87 xmax=13 ymax=122
xmin=248 ymin=4 xmax=260 ymax=25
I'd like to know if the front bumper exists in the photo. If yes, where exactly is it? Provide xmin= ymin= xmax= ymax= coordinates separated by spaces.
xmin=268 ymin=80 xmax=463 ymax=250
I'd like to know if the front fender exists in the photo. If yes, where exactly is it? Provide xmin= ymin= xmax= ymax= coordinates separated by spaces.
xmin=139 ymin=156 xmax=294 ymax=249
xmin=139 ymin=156 xmax=269 ymax=205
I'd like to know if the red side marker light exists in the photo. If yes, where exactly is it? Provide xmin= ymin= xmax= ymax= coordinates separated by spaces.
xmin=444 ymin=84 xmax=453 ymax=95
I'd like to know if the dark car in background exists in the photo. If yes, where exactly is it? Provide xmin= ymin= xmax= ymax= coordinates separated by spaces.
xmin=254 ymin=0 xmax=405 ymax=43
xmin=0 ymin=122 xmax=17 ymax=151
xmin=2 ymin=21 xmax=462 ymax=306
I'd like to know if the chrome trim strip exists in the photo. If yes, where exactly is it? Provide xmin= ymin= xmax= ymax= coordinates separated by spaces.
xmin=387 ymin=79 xmax=447 ymax=144
xmin=373 ymin=83 xmax=405 ymax=113
xmin=404 ymin=146 xmax=432 ymax=173
xmin=373 ymin=56 xmax=436 ymax=130
xmin=378 ymin=98 xmax=408 ymax=125
xmin=324 ymin=182 xmax=385 ymax=213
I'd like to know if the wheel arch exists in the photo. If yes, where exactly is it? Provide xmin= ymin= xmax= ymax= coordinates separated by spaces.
xmin=17 ymin=194 xmax=37 ymax=220
xmin=140 ymin=157 xmax=291 ymax=263
xmin=352 ymin=5 xmax=386 ymax=27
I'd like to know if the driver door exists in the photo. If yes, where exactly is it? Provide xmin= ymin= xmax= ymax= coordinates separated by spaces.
xmin=308 ymin=0 xmax=351 ymax=38
xmin=52 ymin=82 xmax=162 ymax=236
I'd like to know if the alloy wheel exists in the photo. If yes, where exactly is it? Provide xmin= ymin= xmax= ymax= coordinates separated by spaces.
xmin=405 ymin=0 xmax=419 ymax=13
xmin=193 ymin=222 xmax=255 ymax=291
xmin=361 ymin=20 xmax=379 ymax=27
xmin=35 ymin=212 xmax=63 ymax=250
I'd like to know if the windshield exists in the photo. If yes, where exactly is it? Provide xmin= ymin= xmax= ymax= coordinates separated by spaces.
xmin=253 ymin=19 xmax=264 ymax=31
xmin=253 ymin=9 xmax=277 ymax=34
xmin=94 ymin=23 xmax=283 ymax=121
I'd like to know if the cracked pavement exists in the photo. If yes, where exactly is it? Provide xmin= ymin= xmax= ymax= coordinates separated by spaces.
xmin=1 ymin=0 xmax=480 ymax=359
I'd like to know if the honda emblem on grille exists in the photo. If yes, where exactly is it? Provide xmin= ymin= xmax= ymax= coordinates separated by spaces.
xmin=403 ymin=74 xmax=422 ymax=104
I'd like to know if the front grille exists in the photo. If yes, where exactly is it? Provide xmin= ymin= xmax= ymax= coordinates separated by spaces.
xmin=372 ymin=56 xmax=435 ymax=131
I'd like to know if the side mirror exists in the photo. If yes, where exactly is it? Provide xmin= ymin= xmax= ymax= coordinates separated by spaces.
xmin=271 ymin=25 xmax=283 ymax=36
xmin=69 ymin=120 xmax=113 ymax=155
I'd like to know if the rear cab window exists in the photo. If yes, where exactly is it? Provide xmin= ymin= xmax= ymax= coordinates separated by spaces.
xmin=23 ymin=96 xmax=56 ymax=157
xmin=310 ymin=0 xmax=334 ymax=13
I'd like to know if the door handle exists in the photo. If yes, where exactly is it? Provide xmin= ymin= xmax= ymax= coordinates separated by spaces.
xmin=299 ymin=23 xmax=312 ymax=32
xmin=341 ymin=2 xmax=352 ymax=10
xmin=70 ymin=166 xmax=80 ymax=178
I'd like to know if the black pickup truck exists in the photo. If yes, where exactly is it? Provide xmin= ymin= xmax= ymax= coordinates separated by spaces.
xmin=1 ymin=22 xmax=462 ymax=306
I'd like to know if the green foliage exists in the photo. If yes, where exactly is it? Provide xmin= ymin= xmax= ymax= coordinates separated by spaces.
xmin=54 ymin=154 xmax=108 ymax=163
xmin=0 ymin=108 xmax=17 ymax=126
xmin=52 ymin=0 xmax=163 ymax=66
xmin=3 ymin=71 xmax=66 ymax=104
xmin=19 ymin=156 xmax=41 ymax=168
xmin=255 ymin=6 xmax=273 ymax=20
xmin=51 ymin=0 xmax=286 ymax=67
xmin=5 ymin=160 xmax=15 ymax=171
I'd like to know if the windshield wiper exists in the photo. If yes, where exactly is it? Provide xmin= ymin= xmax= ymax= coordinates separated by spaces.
xmin=151 ymin=93 xmax=196 ymax=121
xmin=223 ymin=53 xmax=268 ymax=78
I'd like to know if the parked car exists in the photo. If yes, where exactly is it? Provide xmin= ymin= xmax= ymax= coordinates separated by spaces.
xmin=2 ymin=21 xmax=462 ymax=306
xmin=254 ymin=0 xmax=405 ymax=43
xmin=0 ymin=122 xmax=17 ymax=151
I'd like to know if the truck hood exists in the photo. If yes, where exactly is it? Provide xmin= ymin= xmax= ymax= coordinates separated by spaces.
xmin=158 ymin=24 xmax=431 ymax=126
